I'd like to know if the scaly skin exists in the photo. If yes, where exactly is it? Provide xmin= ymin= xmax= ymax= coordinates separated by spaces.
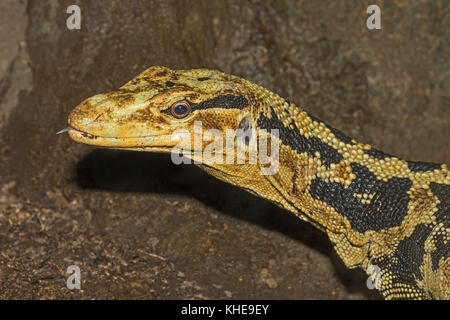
xmin=67 ymin=66 xmax=450 ymax=299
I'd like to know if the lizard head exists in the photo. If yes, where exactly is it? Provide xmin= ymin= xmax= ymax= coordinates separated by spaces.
xmin=67 ymin=66 xmax=282 ymax=201
xmin=68 ymin=66 xmax=256 ymax=156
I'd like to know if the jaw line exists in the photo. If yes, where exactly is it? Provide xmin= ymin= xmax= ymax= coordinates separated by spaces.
xmin=67 ymin=127 xmax=177 ymax=152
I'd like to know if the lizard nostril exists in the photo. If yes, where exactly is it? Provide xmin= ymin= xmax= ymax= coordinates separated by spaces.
xmin=93 ymin=113 xmax=103 ymax=122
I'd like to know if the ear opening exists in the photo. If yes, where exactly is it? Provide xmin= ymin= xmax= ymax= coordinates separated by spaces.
xmin=236 ymin=116 xmax=253 ymax=146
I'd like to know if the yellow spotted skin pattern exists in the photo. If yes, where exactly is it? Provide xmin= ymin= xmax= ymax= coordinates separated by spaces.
xmin=67 ymin=66 xmax=450 ymax=300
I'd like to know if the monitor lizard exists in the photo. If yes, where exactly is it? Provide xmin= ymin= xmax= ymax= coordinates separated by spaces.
xmin=64 ymin=66 xmax=449 ymax=299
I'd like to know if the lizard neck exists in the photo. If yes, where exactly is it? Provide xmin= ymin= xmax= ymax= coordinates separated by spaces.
xmin=252 ymin=93 xmax=418 ymax=268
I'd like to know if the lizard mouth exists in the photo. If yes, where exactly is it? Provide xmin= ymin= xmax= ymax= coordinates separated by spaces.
xmin=63 ymin=126 xmax=178 ymax=152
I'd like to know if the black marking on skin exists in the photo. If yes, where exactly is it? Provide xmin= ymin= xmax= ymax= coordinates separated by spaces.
xmin=198 ymin=77 xmax=210 ymax=81
xmin=429 ymin=226 xmax=450 ymax=272
xmin=407 ymin=161 xmax=442 ymax=172
xmin=309 ymin=163 xmax=412 ymax=233
xmin=165 ymin=81 xmax=175 ymax=87
xmin=192 ymin=94 xmax=248 ymax=110
xmin=364 ymin=147 xmax=392 ymax=160
xmin=371 ymin=254 xmax=429 ymax=299
xmin=393 ymin=224 xmax=427 ymax=281
xmin=309 ymin=115 xmax=355 ymax=145
xmin=257 ymin=108 xmax=343 ymax=166
xmin=429 ymin=182 xmax=450 ymax=271
xmin=161 ymin=95 xmax=248 ymax=116
xmin=366 ymin=224 xmax=432 ymax=298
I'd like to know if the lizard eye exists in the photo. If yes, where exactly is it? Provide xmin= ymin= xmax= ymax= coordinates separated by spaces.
xmin=170 ymin=100 xmax=191 ymax=118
